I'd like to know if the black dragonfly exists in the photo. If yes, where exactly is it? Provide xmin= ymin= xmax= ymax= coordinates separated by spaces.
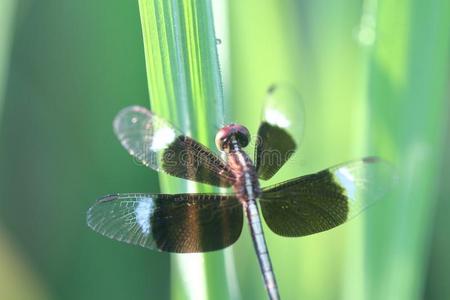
xmin=87 ymin=86 xmax=394 ymax=300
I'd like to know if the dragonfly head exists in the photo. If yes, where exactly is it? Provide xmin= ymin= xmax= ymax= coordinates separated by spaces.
xmin=215 ymin=124 xmax=250 ymax=153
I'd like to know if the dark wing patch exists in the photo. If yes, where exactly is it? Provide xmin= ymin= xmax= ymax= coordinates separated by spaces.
xmin=259 ymin=157 xmax=395 ymax=237
xmin=87 ymin=193 xmax=243 ymax=253
xmin=255 ymin=121 xmax=296 ymax=180
xmin=162 ymin=136 xmax=235 ymax=187
xmin=260 ymin=170 xmax=347 ymax=237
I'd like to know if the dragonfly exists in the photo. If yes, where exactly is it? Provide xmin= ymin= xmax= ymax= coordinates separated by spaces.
xmin=87 ymin=85 xmax=394 ymax=300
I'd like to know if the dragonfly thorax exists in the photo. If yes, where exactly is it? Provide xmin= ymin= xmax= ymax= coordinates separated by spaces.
xmin=215 ymin=124 xmax=250 ymax=153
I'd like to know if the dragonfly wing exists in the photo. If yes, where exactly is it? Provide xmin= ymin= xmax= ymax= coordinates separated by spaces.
xmin=87 ymin=193 xmax=243 ymax=253
xmin=255 ymin=85 xmax=305 ymax=180
xmin=114 ymin=106 xmax=235 ymax=187
xmin=259 ymin=157 xmax=395 ymax=237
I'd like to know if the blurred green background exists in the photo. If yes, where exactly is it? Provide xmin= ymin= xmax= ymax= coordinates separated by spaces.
xmin=0 ymin=1 xmax=449 ymax=300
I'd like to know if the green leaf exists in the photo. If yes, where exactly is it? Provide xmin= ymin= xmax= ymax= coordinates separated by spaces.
xmin=0 ymin=0 xmax=16 ymax=122
xmin=138 ymin=1 xmax=234 ymax=299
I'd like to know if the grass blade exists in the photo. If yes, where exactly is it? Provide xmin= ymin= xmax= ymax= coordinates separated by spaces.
xmin=0 ymin=0 xmax=16 ymax=122
xmin=138 ymin=1 xmax=234 ymax=299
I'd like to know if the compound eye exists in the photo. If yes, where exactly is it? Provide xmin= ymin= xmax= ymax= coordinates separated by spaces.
xmin=234 ymin=126 xmax=250 ymax=148
xmin=215 ymin=128 xmax=229 ymax=152
xmin=215 ymin=124 xmax=250 ymax=152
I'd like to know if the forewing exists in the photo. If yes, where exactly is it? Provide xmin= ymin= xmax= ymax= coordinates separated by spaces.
xmin=113 ymin=106 xmax=235 ymax=187
xmin=259 ymin=157 xmax=395 ymax=237
xmin=87 ymin=193 xmax=243 ymax=253
xmin=255 ymin=85 xmax=305 ymax=180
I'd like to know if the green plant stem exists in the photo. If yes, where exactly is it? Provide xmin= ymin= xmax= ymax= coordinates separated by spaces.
xmin=0 ymin=0 xmax=16 ymax=123
xmin=138 ymin=1 xmax=233 ymax=299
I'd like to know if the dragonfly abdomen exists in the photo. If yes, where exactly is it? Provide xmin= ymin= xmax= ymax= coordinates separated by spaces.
xmin=246 ymin=200 xmax=280 ymax=300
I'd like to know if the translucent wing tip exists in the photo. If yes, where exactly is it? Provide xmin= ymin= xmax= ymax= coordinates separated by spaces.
xmin=332 ymin=156 xmax=398 ymax=215
xmin=361 ymin=156 xmax=399 ymax=185
xmin=362 ymin=156 xmax=380 ymax=163
xmin=267 ymin=83 xmax=277 ymax=94
xmin=261 ymin=82 xmax=305 ymax=144
xmin=86 ymin=203 xmax=98 ymax=231
xmin=87 ymin=194 xmax=117 ymax=229
xmin=86 ymin=193 xmax=156 ymax=249
xmin=112 ymin=105 xmax=157 ymax=164
xmin=96 ymin=193 xmax=120 ymax=203
xmin=113 ymin=105 xmax=152 ymax=137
